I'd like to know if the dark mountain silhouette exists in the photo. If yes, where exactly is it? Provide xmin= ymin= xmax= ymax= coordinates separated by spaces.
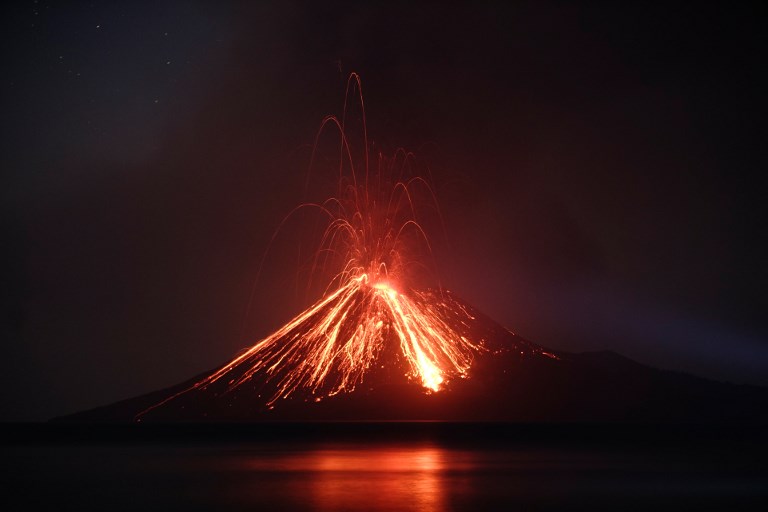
xmin=56 ymin=291 xmax=768 ymax=423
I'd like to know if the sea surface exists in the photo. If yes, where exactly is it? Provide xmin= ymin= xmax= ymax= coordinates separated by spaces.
xmin=2 ymin=423 xmax=766 ymax=511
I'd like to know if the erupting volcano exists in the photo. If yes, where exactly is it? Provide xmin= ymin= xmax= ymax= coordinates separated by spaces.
xmin=60 ymin=75 xmax=768 ymax=424
xmin=135 ymin=73 xmax=541 ymax=421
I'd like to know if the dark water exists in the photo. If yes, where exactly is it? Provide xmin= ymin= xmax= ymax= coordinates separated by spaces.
xmin=3 ymin=424 xmax=767 ymax=511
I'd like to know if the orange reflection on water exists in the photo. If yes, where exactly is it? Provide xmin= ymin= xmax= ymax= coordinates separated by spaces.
xmin=243 ymin=444 xmax=468 ymax=511
xmin=307 ymin=446 xmax=445 ymax=512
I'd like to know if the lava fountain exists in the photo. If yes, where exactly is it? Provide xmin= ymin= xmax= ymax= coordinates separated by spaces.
xmin=137 ymin=74 xmax=521 ymax=420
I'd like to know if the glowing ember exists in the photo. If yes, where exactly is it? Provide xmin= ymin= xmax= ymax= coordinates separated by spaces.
xmin=137 ymin=74 xmax=492 ymax=419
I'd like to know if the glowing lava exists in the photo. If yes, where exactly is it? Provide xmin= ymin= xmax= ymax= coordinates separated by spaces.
xmin=208 ymin=274 xmax=478 ymax=402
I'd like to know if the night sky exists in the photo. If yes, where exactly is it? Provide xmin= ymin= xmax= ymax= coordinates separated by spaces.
xmin=2 ymin=1 xmax=766 ymax=421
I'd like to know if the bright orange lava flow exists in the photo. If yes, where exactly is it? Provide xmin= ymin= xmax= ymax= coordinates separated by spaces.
xmin=193 ymin=273 xmax=483 ymax=405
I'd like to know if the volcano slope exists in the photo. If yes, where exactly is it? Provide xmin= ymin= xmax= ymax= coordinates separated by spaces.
xmin=58 ymin=288 xmax=767 ymax=424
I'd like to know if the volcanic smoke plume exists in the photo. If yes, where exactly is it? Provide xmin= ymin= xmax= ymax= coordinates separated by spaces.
xmin=136 ymin=74 xmax=543 ymax=421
